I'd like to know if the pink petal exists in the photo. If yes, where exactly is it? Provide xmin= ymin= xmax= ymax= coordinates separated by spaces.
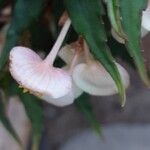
xmin=73 ymin=62 xmax=130 ymax=96
xmin=58 ymin=44 xmax=84 ymax=64
xmin=9 ymin=46 xmax=72 ymax=99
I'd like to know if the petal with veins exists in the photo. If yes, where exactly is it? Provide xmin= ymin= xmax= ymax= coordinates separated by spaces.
xmin=9 ymin=46 xmax=72 ymax=99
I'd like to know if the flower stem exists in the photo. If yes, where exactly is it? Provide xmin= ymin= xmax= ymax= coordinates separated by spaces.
xmin=83 ymin=40 xmax=93 ymax=64
xmin=44 ymin=18 xmax=71 ymax=65
xmin=68 ymin=51 xmax=79 ymax=74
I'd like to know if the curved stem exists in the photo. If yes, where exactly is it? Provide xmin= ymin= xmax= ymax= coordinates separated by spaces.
xmin=44 ymin=18 xmax=71 ymax=65
xmin=68 ymin=40 xmax=83 ymax=73
xmin=83 ymin=40 xmax=93 ymax=64
xmin=68 ymin=51 xmax=80 ymax=74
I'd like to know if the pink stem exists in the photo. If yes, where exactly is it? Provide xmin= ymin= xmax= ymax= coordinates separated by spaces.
xmin=83 ymin=40 xmax=93 ymax=64
xmin=68 ymin=51 xmax=80 ymax=74
xmin=44 ymin=18 xmax=71 ymax=65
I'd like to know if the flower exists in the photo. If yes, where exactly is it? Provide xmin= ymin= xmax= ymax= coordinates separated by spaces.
xmin=72 ymin=41 xmax=130 ymax=96
xmin=43 ymin=77 xmax=83 ymax=107
xmin=61 ymin=47 xmax=84 ymax=98
xmin=42 ymin=89 xmax=74 ymax=107
xmin=58 ymin=43 xmax=84 ymax=64
xmin=73 ymin=62 xmax=129 ymax=96
xmin=44 ymin=43 xmax=83 ymax=107
xmin=9 ymin=19 xmax=73 ymax=106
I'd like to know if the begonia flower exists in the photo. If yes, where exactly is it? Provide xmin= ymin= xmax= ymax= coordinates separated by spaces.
xmin=58 ymin=43 xmax=84 ymax=64
xmin=9 ymin=19 xmax=73 ymax=105
xmin=44 ymin=43 xmax=83 ymax=106
xmin=72 ymin=41 xmax=130 ymax=97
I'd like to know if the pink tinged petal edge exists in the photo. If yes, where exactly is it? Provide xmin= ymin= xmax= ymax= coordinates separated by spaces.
xmin=9 ymin=46 xmax=72 ymax=99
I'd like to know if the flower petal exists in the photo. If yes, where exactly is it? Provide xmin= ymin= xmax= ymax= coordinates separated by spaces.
xmin=63 ymin=65 xmax=83 ymax=98
xmin=42 ymin=64 xmax=83 ymax=107
xmin=42 ymin=88 xmax=74 ymax=107
xmin=72 ymin=62 xmax=130 ymax=96
xmin=9 ymin=46 xmax=72 ymax=99
xmin=42 ymin=79 xmax=83 ymax=107
xmin=58 ymin=44 xmax=84 ymax=64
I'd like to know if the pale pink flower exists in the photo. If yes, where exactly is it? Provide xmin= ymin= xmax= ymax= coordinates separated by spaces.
xmin=9 ymin=19 xmax=73 ymax=106
xmin=58 ymin=43 xmax=84 ymax=64
xmin=72 ymin=41 xmax=130 ymax=99
xmin=44 ymin=44 xmax=83 ymax=107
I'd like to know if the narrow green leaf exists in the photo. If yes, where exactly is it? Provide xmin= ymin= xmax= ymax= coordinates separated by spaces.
xmin=0 ymin=91 xmax=23 ymax=148
xmin=19 ymin=93 xmax=43 ymax=150
xmin=75 ymin=93 xmax=101 ymax=134
xmin=119 ymin=0 xmax=150 ymax=86
xmin=0 ymin=0 xmax=47 ymax=69
xmin=106 ymin=0 xmax=126 ymax=38
xmin=65 ymin=0 xmax=126 ymax=106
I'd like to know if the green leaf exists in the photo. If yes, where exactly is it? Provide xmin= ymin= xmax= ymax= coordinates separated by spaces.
xmin=75 ymin=93 xmax=101 ymax=134
xmin=65 ymin=0 xmax=126 ymax=106
xmin=0 ymin=91 xmax=23 ymax=148
xmin=106 ymin=0 xmax=126 ymax=38
xmin=0 ymin=0 xmax=47 ymax=69
xmin=19 ymin=93 xmax=43 ymax=150
xmin=119 ymin=0 xmax=150 ymax=86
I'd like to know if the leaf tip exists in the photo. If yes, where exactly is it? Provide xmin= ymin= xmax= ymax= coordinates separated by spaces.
xmin=120 ymin=90 xmax=126 ymax=107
